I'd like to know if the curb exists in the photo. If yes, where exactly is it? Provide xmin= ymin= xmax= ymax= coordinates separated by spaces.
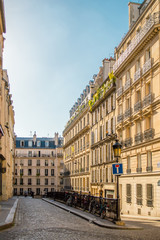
xmin=42 ymin=198 xmax=143 ymax=230
xmin=0 ymin=198 xmax=19 ymax=231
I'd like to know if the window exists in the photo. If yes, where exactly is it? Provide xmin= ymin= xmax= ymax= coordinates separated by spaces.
xmin=28 ymin=188 xmax=32 ymax=194
xmin=20 ymin=178 xmax=23 ymax=185
xmin=147 ymin=151 xmax=152 ymax=172
xmin=14 ymin=188 xmax=17 ymax=195
xmin=45 ymin=160 xmax=48 ymax=166
xmin=51 ymin=169 xmax=54 ymax=176
xmin=28 ymin=179 xmax=32 ymax=185
xmin=14 ymin=178 xmax=17 ymax=185
xmin=136 ymin=59 xmax=140 ymax=71
xmin=20 ymin=141 xmax=24 ymax=147
xmin=20 ymin=188 xmax=23 ymax=195
xmin=36 ymin=169 xmax=40 ymax=176
xmin=51 ymin=160 xmax=54 ymax=166
xmin=37 ymin=160 xmax=40 ymax=166
xmin=136 ymin=90 xmax=141 ymax=102
xmin=28 ymin=140 xmax=32 ymax=147
xmin=137 ymin=154 xmax=142 ymax=172
xmin=45 ymin=169 xmax=48 ymax=176
xmin=28 ymin=151 xmax=32 ymax=157
xmin=127 ymin=156 xmax=131 ymax=173
xmin=137 ymin=184 xmax=142 ymax=205
xmin=145 ymin=48 xmax=151 ymax=61
xmin=51 ymin=178 xmax=54 ymax=185
xmin=126 ymin=98 xmax=130 ymax=110
xmin=28 ymin=159 xmax=32 ymax=166
xmin=136 ymin=121 xmax=141 ymax=134
xmin=37 ymin=178 xmax=40 ymax=185
xmin=146 ymin=117 xmax=151 ymax=130
xmin=146 ymin=82 xmax=151 ymax=96
xmin=45 ymin=141 xmax=49 ymax=147
xmin=28 ymin=169 xmax=32 ymax=176
xmin=36 ymin=188 xmax=40 ymax=195
xmin=45 ymin=179 xmax=48 ymax=185
xmin=20 ymin=169 xmax=23 ymax=176
xmin=51 ymin=188 xmax=54 ymax=192
xmin=111 ymin=95 xmax=113 ymax=110
xmin=106 ymin=100 xmax=108 ymax=115
xmin=126 ymin=70 xmax=130 ymax=80
xmin=146 ymin=184 xmax=153 ymax=207
xmin=126 ymin=184 xmax=131 ymax=203
xmin=37 ymin=141 xmax=41 ymax=147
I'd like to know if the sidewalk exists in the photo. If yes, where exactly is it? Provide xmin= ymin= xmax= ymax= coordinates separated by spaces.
xmin=0 ymin=196 xmax=19 ymax=231
xmin=42 ymin=198 xmax=143 ymax=230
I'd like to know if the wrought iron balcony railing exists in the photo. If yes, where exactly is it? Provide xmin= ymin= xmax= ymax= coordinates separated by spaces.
xmin=117 ymin=114 xmax=123 ymax=123
xmin=142 ymin=58 xmax=151 ymax=75
xmin=146 ymin=166 xmax=153 ymax=172
xmin=124 ymin=108 xmax=132 ymax=119
xmin=143 ymin=93 xmax=152 ymax=108
xmin=134 ymin=101 xmax=142 ymax=113
xmin=126 ymin=169 xmax=131 ymax=174
xmin=144 ymin=128 xmax=154 ymax=140
xmin=124 ymin=138 xmax=132 ymax=147
xmin=117 ymin=86 xmax=123 ymax=98
xmin=124 ymin=79 xmax=131 ymax=91
xmin=135 ymin=133 xmax=143 ymax=144
xmin=136 ymin=168 xmax=142 ymax=173
xmin=134 ymin=68 xmax=141 ymax=83
xmin=113 ymin=14 xmax=155 ymax=72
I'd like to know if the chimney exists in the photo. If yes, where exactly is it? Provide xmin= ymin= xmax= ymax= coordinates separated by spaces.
xmin=33 ymin=131 xmax=36 ymax=145
xmin=103 ymin=58 xmax=110 ymax=82
xmin=55 ymin=132 xmax=59 ymax=146
xmin=128 ymin=2 xmax=140 ymax=28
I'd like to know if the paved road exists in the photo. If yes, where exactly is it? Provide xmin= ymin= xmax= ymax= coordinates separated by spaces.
xmin=0 ymin=197 xmax=160 ymax=240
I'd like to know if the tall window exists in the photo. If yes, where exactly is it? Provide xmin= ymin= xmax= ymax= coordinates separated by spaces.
xmin=136 ymin=90 xmax=141 ymax=102
xmin=136 ymin=121 xmax=141 ymax=134
xmin=146 ymin=184 xmax=153 ymax=207
xmin=28 ymin=159 xmax=32 ymax=166
xmin=51 ymin=169 xmax=54 ymax=176
xmin=137 ymin=184 xmax=142 ymax=205
xmin=28 ymin=179 xmax=32 ymax=185
xmin=137 ymin=154 xmax=142 ymax=172
xmin=127 ymin=156 xmax=131 ymax=173
xmin=28 ymin=141 xmax=32 ymax=147
xmin=45 ymin=160 xmax=48 ymax=166
xmin=37 ymin=141 xmax=41 ymax=147
xmin=45 ymin=169 xmax=48 ymax=176
xmin=37 ymin=160 xmax=40 ymax=166
xmin=146 ymin=82 xmax=151 ymax=96
xmin=147 ymin=151 xmax=152 ymax=171
xmin=36 ymin=179 xmax=40 ymax=185
xmin=28 ymin=151 xmax=32 ymax=157
xmin=28 ymin=169 xmax=32 ymax=176
xmin=45 ymin=141 xmax=49 ymax=147
xmin=145 ymin=48 xmax=151 ymax=61
xmin=45 ymin=179 xmax=48 ymax=185
xmin=126 ymin=184 xmax=131 ymax=203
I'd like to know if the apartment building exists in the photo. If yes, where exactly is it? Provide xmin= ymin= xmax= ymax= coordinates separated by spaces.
xmin=63 ymin=86 xmax=91 ymax=193
xmin=114 ymin=0 xmax=160 ymax=217
xmin=90 ymin=58 xmax=117 ymax=197
xmin=14 ymin=132 xmax=63 ymax=196
xmin=0 ymin=0 xmax=15 ymax=201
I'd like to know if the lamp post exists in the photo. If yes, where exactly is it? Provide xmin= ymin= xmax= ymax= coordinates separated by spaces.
xmin=112 ymin=139 xmax=122 ymax=222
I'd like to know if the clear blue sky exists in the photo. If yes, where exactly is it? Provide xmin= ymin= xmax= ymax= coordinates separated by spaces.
xmin=3 ymin=0 xmax=143 ymax=137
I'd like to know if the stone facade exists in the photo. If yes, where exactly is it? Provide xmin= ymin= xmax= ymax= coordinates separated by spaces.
xmin=14 ymin=133 xmax=63 ymax=196
xmin=0 ymin=0 xmax=15 ymax=201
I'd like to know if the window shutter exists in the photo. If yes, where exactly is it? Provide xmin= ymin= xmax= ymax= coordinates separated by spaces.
xmin=108 ymin=167 xmax=111 ymax=182
xmin=108 ymin=96 xmax=111 ymax=113
xmin=113 ymin=116 xmax=116 ymax=134
xmin=108 ymin=119 xmax=111 ymax=134
xmin=113 ymin=92 xmax=116 ymax=109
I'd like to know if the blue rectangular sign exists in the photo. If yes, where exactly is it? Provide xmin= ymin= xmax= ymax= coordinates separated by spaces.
xmin=112 ymin=163 xmax=123 ymax=175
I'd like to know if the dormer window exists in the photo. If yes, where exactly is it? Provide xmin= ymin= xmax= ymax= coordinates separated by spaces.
xmin=28 ymin=140 xmax=32 ymax=147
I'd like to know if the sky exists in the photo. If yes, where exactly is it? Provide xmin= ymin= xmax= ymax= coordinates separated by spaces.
xmin=3 ymin=0 xmax=143 ymax=138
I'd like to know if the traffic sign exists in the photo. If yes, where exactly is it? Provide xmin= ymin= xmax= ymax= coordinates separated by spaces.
xmin=112 ymin=163 xmax=123 ymax=175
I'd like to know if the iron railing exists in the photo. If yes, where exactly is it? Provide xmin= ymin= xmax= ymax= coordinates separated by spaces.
xmin=135 ymin=133 xmax=143 ymax=144
xmin=47 ymin=191 xmax=118 ymax=221
xmin=134 ymin=101 xmax=142 ymax=113
xmin=144 ymin=128 xmax=154 ymax=140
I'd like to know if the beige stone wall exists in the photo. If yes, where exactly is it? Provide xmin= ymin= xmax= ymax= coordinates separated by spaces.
xmin=14 ymin=147 xmax=63 ymax=195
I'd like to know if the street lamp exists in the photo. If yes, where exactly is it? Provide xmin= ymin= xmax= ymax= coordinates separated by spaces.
xmin=112 ymin=139 xmax=122 ymax=222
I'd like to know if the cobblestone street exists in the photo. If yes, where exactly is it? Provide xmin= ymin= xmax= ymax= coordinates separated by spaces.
xmin=0 ymin=198 xmax=160 ymax=240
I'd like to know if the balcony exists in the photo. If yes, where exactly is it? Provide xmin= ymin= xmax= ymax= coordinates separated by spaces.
xmin=124 ymin=79 xmax=131 ymax=91
xmin=113 ymin=15 xmax=154 ymax=73
xmin=142 ymin=58 xmax=151 ymax=75
xmin=64 ymin=171 xmax=70 ymax=176
xmin=80 ymin=168 xmax=85 ymax=173
xmin=124 ymin=138 xmax=132 ymax=147
xmin=146 ymin=166 xmax=153 ymax=172
xmin=117 ymin=86 xmax=123 ymax=98
xmin=135 ymin=133 xmax=143 ymax=144
xmin=117 ymin=114 xmax=123 ymax=123
xmin=136 ymin=168 xmax=142 ymax=173
xmin=126 ymin=169 xmax=131 ymax=174
xmin=143 ymin=93 xmax=152 ymax=108
xmin=134 ymin=68 xmax=141 ymax=83
xmin=134 ymin=101 xmax=142 ymax=113
xmin=144 ymin=128 xmax=154 ymax=140
xmin=124 ymin=108 xmax=132 ymax=119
